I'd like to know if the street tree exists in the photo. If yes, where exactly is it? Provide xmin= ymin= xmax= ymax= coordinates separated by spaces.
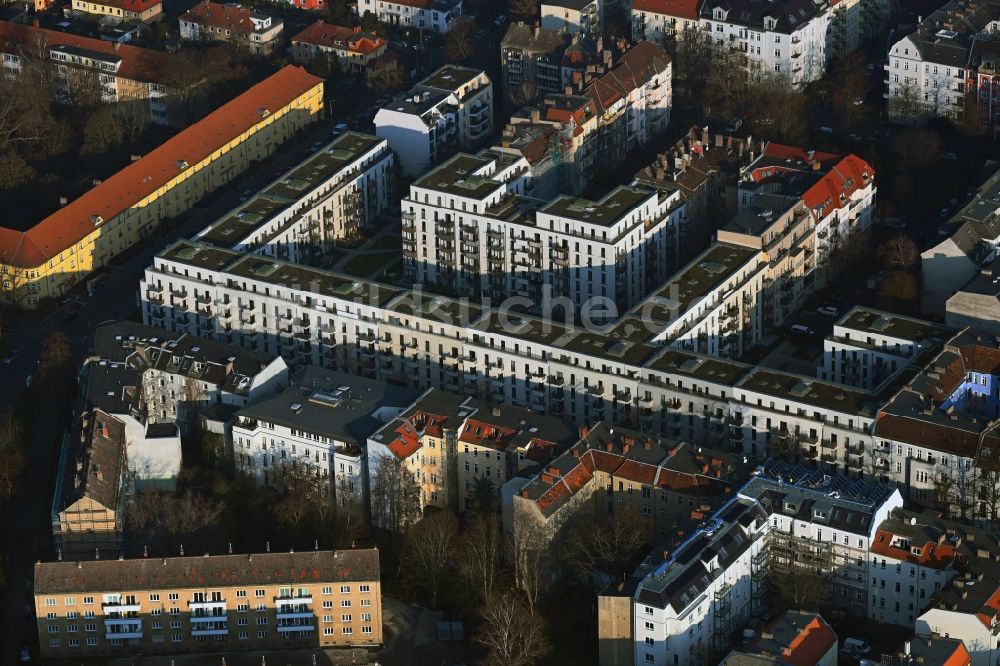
xmin=39 ymin=331 xmax=71 ymax=376
xmin=459 ymin=513 xmax=504 ymax=603
xmin=879 ymin=233 xmax=919 ymax=271
xmin=508 ymin=509 xmax=551 ymax=613
xmin=444 ymin=21 xmax=474 ymax=63
xmin=562 ymin=505 xmax=650 ymax=586
xmin=475 ymin=594 xmax=551 ymax=666
xmin=370 ymin=454 xmax=420 ymax=533
xmin=0 ymin=416 xmax=26 ymax=498
xmin=508 ymin=0 xmax=537 ymax=21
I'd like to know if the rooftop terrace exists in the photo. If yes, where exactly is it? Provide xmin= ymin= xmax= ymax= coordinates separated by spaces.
xmin=541 ymin=186 xmax=651 ymax=227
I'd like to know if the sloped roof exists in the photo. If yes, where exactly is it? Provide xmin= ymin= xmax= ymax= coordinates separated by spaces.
xmin=181 ymin=1 xmax=269 ymax=34
xmin=631 ymin=0 xmax=701 ymax=19
xmin=0 ymin=66 xmax=323 ymax=269
xmin=585 ymin=40 xmax=670 ymax=113
xmin=292 ymin=20 xmax=386 ymax=55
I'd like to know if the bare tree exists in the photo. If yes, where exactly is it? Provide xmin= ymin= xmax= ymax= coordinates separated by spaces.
xmin=831 ymin=53 xmax=869 ymax=129
xmin=888 ymin=80 xmax=924 ymax=123
xmin=370 ymin=454 xmax=420 ymax=533
xmin=475 ymin=594 xmax=551 ymax=666
xmin=561 ymin=505 xmax=650 ymax=586
xmin=979 ymin=468 xmax=1000 ymax=531
xmin=39 ymin=331 xmax=71 ymax=376
xmin=128 ymin=490 xmax=225 ymax=552
xmin=272 ymin=463 xmax=329 ymax=530
xmin=182 ymin=377 xmax=206 ymax=438
xmin=402 ymin=511 xmax=458 ymax=607
xmin=891 ymin=128 xmax=941 ymax=168
xmin=508 ymin=509 xmax=551 ymax=613
xmin=459 ymin=513 xmax=504 ymax=603
xmin=0 ymin=416 xmax=26 ymax=498
xmin=444 ymin=21 xmax=474 ymax=63
xmin=508 ymin=0 xmax=537 ymax=21
xmin=880 ymin=234 xmax=919 ymax=271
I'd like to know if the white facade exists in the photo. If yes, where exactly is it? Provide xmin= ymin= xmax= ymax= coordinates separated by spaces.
xmin=375 ymin=66 xmax=493 ymax=177
xmin=358 ymin=0 xmax=462 ymax=32
xmin=402 ymin=151 xmax=686 ymax=319
xmin=885 ymin=35 xmax=968 ymax=123
xmin=917 ymin=607 xmax=999 ymax=666
xmin=540 ymin=0 xmax=601 ymax=40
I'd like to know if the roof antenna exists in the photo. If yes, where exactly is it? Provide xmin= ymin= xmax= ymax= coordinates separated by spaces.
xmin=143 ymin=545 xmax=148 ymax=558
xmin=228 ymin=542 xmax=233 ymax=554
xmin=180 ymin=544 xmax=184 ymax=556
xmin=57 ymin=549 xmax=62 ymax=562
xmin=95 ymin=548 xmax=100 ymax=560
xmin=314 ymin=540 xmax=319 ymax=551
xmin=266 ymin=541 xmax=271 ymax=553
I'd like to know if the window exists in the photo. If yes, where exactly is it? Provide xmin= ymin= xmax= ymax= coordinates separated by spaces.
xmin=149 ymin=594 xmax=159 ymax=602
xmin=341 ymin=600 xmax=352 ymax=607
xmin=257 ymin=618 xmax=268 ymax=625
xmin=362 ymin=626 xmax=373 ymax=634
xmin=324 ymin=627 xmax=334 ymax=636
xmin=340 ymin=585 xmax=351 ymax=593
xmin=361 ymin=598 xmax=371 ymax=607
xmin=87 ymin=638 xmax=98 ymax=646
xmin=64 ymin=597 xmax=75 ymax=606
xmin=256 ymin=589 xmax=266 ymax=597
xmin=45 ymin=599 xmax=56 ymax=607
xmin=257 ymin=631 xmax=267 ymax=638
xmin=359 ymin=584 xmax=370 ymax=593
xmin=323 ymin=601 xmax=333 ymax=609
xmin=322 ymin=586 xmax=333 ymax=595
xmin=168 ymin=593 xmax=179 ymax=602
xmin=342 ymin=614 xmax=352 ymax=622
xmin=343 ymin=627 xmax=353 ymax=635
xmin=85 ymin=624 xmax=97 ymax=633
xmin=83 ymin=597 xmax=93 ymax=605
xmin=236 ymin=590 xmax=247 ymax=598
xmin=645 ymin=655 xmax=654 ymax=664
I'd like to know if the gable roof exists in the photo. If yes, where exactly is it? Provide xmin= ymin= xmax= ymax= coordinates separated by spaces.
xmin=292 ymin=20 xmax=386 ymax=55
xmin=631 ymin=0 xmax=701 ymax=19
xmin=0 ymin=66 xmax=323 ymax=269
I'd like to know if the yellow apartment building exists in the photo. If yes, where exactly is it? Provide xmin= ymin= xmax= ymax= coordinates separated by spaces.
xmin=34 ymin=548 xmax=382 ymax=658
xmin=70 ymin=0 xmax=164 ymax=23
xmin=0 ymin=65 xmax=324 ymax=308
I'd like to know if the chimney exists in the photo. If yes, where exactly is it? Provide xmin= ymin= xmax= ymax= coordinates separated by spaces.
xmin=540 ymin=473 xmax=554 ymax=484
xmin=520 ymin=488 xmax=529 ymax=497
xmin=531 ymin=108 xmax=540 ymax=123
xmin=644 ymin=438 xmax=652 ymax=450
xmin=112 ymin=41 xmax=120 ymax=53
xmin=579 ymin=424 xmax=589 ymax=440
xmin=354 ymin=25 xmax=361 ymax=34
xmin=534 ymin=24 xmax=540 ymax=37
xmin=603 ymin=49 xmax=611 ymax=67
xmin=812 ymin=160 xmax=821 ymax=171
xmin=564 ymin=85 xmax=573 ymax=95
xmin=32 ymin=18 xmax=39 ymax=27
xmin=547 ymin=466 xmax=560 ymax=476
xmin=59 ymin=196 xmax=68 ymax=206
xmin=492 ymin=406 xmax=501 ymax=416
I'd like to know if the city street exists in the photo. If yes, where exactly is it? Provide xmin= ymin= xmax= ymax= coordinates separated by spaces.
xmin=0 ymin=113 xmax=349 ymax=663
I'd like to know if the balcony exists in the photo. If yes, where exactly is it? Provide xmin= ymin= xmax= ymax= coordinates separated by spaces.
xmin=105 ymin=629 xmax=143 ymax=640
xmin=191 ymin=625 xmax=229 ymax=636
xmin=275 ymin=596 xmax=313 ymax=607
xmin=102 ymin=602 xmax=141 ymax=613
xmin=277 ymin=622 xmax=316 ymax=632
xmin=189 ymin=599 xmax=227 ymax=610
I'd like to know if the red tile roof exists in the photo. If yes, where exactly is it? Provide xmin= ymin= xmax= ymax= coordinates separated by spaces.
xmin=90 ymin=0 xmax=162 ymax=13
xmin=978 ymin=586 xmax=1000 ymax=628
xmin=0 ymin=21 xmax=168 ymax=83
xmin=801 ymin=154 xmax=874 ymax=219
xmin=630 ymin=0 xmax=701 ymax=19
xmin=0 ymin=66 xmax=323 ymax=269
xmin=869 ymin=528 xmax=960 ymax=571
xmin=292 ymin=20 xmax=387 ymax=56
xmin=458 ymin=418 xmax=518 ymax=449
xmin=778 ymin=615 xmax=837 ymax=666
xmin=585 ymin=41 xmax=670 ymax=114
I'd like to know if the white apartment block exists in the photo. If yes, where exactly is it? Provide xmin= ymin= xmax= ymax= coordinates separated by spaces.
xmin=632 ymin=463 xmax=903 ymax=666
xmin=820 ymin=307 xmax=955 ymax=391
xmin=232 ymin=366 xmax=420 ymax=501
xmin=884 ymin=0 xmax=998 ymax=123
xmin=699 ymin=0 xmax=831 ymax=84
xmin=196 ymin=132 xmax=394 ymax=262
xmin=358 ymin=0 xmax=461 ymax=32
xmin=631 ymin=0 xmax=700 ymax=44
xmin=375 ymin=66 xmax=493 ymax=177
xmin=540 ymin=0 xmax=601 ymax=40
xmin=402 ymin=151 xmax=686 ymax=320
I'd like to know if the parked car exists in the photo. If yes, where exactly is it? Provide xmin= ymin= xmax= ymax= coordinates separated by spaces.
xmin=493 ymin=13 xmax=506 ymax=26
xmin=238 ymin=190 xmax=252 ymax=202
xmin=943 ymin=152 xmax=959 ymax=160
xmin=475 ymin=27 xmax=489 ymax=39
xmin=840 ymin=637 xmax=871 ymax=658
xmin=790 ymin=324 xmax=815 ymax=335
xmin=818 ymin=126 xmax=834 ymax=135
xmin=817 ymin=306 xmax=839 ymax=317
xmin=3 ymin=350 xmax=20 ymax=364
xmin=19 ymin=646 xmax=30 ymax=663
xmin=882 ymin=217 xmax=907 ymax=229
xmin=333 ymin=122 xmax=349 ymax=135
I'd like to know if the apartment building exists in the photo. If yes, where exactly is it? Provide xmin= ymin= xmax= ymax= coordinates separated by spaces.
xmin=698 ymin=0 xmax=831 ymax=83
xmin=828 ymin=0 xmax=890 ymax=59
xmin=367 ymin=389 xmax=574 ymax=522
xmin=0 ymin=66 xmax=323 ymax=308
xmin=233 ymin=366 xmax=420 ymax=501
xmin=509 ymin=422 xmax=751 ymax=551
xmin=631 ymin=462 xmax=902 ymax=666
xmin=540 ymin=0 xmax=601 ymax=40
xmin=0 ymin=22 xmax=170 ymax=121
xmin=820 ymin=306 xmax=954 ymax=391
xmin=51 ymin=409 xmax=127 ymax=560
xmin=868 ymin=508 xmax=1000 ymax=628
xmin=721 ymin=611 xmax=838 ymax=665
xmin=631 ymin=0 xmax=701 ymax=44
xmin=885 ymin=0 xmax=995 ymax=124
xmin=33 ymin=548 xmax=382 ymax=658
xmin=357 ymin=0 xmax=462 ymax=32
xmin=738 ymin=143 xmax=876 ymax=281
xmin=500 ymin=23 xmax=598 ymax=102
xmin=69 ymin=0 xmax=163 ymax=23
xmin=375 ymin=66 xmax=493 ymax=177
xmin=195 ymin=132 xmax=395 ymax=260
xmin=922 ymin=163 xmax=1000 ymax=314
xmin=290 ymin=21 xmax=388 ymax=74
xmin=401 ymin=151 xmax=686 ymax=319
xmin=180 ymin=1 xmax=285 ymax=55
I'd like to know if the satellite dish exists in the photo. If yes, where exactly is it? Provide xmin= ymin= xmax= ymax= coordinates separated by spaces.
xmin=910 ymin=516 xmax=917 ymax=526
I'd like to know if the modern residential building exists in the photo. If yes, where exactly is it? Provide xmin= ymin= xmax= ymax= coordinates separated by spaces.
xmin=374 ymin=65 xmax=493 ymax=177
xmin=179 ymin=1 xmax=285 ymax=55
xmin=195 ymin=131 xmax=395 ymax=259
xmin=499 ymin=23 xmax=599 ymax=102
xmin=720 ymin=611 xmax=838 ymax=665
xmin=233 ymin=366 xmax=420 ymax=501
xmin=631 ymin=462 xmax=902 ymax=666
xmin=698 ymin=0 xmax=831 ymax=83
xmin=898 ymin=635 xmax=973 ymax=666
xmin=922 ymin=163 xmax=1000 ymax=314
xmin=0 ymin=66 xmax=323 ymax=308
xmin=0 ymin=22 xmax=170 ymax=120
xmin=508 ymin=422 xmax=751 ymax=554
xmin=51 ymin=409 xmax=128 ymax=560
xmin=820 ymin=306 xmax=954 ymax=391
xmin=357 ymin=0 xmax=462 ymax=32
xmin=884 ymin=0 xmax=993 ymax=124
xmin=367 ymin=389 xmax=575 ymax=522
xmin=290 ymin=21 xmax=388 ymax=74
xmin=946 ymin=257 xmax=1000 ymax=335
xmin=540 ymin=0 xmax=601 ymax=40
xmin=33 ymin=548 xmax=382 ymax=658
xmin=400 ymin=150 xmax=687 ymax=319
xmin=69 ymin=0 xmax=163 ymax=23
xmin=631 ymin=0 xmax=701 ymax=45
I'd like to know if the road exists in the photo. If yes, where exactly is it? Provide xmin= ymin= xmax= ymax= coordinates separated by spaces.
xmin=0 ymin=113 xmax=347 ymax=663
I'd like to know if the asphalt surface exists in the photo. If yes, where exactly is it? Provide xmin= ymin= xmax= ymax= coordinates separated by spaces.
xmin=0 ymin=113 xmax=347 ymax=663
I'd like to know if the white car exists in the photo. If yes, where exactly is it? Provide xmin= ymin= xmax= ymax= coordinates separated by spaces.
xmin=333 ymin=123 xmax=349 ymax=135
xmin=817 ymin=306 xmax=839 ymax=317
xmin=840 ymin=637 xmax=871 ymax=658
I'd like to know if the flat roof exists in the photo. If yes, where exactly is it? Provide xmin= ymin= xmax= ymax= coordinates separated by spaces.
xmin=388 ymin=292 xmax=484 ymax=326
xmin=541 ymin=186 xmax=651 ymax=227
xmin=738 ymin=368 xmax=874 ymax=415
xmin=160 ymin=241 xmax=241 ymax=271
xmin=412 ymin=154 xmax=503 ymax=200
xmin=419 ymin=64 xmax=483 ymax=92
xmin=647 ymin=348 xmax=752 ymax=385
xmin=561 ymin=317 xmax=660 ymax=366
xmin=649 ymin=242 xmax=759 ymax=318
xmin=476 ymin=311 xmax=574 ymax=347
xmin=838 ymin=306 xmax=951 ymax=342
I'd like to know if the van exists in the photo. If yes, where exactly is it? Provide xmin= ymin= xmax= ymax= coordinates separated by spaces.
xmin=790 ymin=324 xmax=815 ymax=335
